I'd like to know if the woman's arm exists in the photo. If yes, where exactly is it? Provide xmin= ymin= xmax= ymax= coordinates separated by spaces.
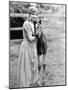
xmin=27 ymin=33 xmax=36 ymax=41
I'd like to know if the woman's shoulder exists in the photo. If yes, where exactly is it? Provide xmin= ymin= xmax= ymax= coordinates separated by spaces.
xmin=23 ymin=20 xmax=30 ymax=27
xmin=23 ymin=20 xmax=32 ymax=31
xmin=23 ymin=20 xmax=32 ymax=32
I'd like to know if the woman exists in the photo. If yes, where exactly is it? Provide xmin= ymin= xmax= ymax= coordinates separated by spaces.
xmin=17 ymin=6 xmax=39 ymax=88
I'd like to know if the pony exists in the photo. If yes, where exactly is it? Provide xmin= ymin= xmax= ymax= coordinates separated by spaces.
xmin=33 ymin=20 xmax=48 ymax=81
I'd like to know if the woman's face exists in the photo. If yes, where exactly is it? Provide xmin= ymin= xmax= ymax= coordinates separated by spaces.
xmin=30 ymin=14 xmax=39 ymax=22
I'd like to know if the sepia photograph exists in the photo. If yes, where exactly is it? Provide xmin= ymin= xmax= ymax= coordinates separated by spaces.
xmin=9 ymin=1 xmax=66 ymax=89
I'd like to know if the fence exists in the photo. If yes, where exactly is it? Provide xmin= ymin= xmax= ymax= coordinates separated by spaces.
xmin=10 ymin=13 xmax=65 ymax=41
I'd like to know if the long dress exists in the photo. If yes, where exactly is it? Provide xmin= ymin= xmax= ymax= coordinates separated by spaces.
xmin=17 ymin=20 xmax=38 ymax=88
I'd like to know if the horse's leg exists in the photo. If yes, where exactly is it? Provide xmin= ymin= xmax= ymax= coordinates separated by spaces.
xmin=37 ymin=55 xmax=42 ymax=85
xmin=43 ymin=55 xmax=46 ymax=71
xmin=42 ymin=55 xmax=46 ymax=80
xmin=39 ymin=55 xmax=44 ymax=81
xmin=38 ymin=56 xmax=41 ymax=72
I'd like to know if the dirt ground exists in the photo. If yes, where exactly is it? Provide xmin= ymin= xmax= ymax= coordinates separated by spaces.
xmin=9 ymin=6 xmax=66 ymax=88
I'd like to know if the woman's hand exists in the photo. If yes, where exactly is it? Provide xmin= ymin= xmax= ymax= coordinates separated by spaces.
xmin=32 ymin=34 xmax=39 ymax=38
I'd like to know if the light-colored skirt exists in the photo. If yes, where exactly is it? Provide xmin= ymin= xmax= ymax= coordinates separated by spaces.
xmin=17 ymin=40 xmax=38 ymax=88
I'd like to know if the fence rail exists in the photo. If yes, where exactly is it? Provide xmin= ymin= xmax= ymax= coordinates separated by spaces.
xmin=10 ymin=13 xmax=65 ymax=18
xmin=10 ymin=34 xmax=65 ymax=42
xmin=10 ymin=27 xmax=23 ymax=31
xmin=10 ymin=13 xmax=28 ymax=17
xmin=10 ymin=13 xmax=46 ymax=18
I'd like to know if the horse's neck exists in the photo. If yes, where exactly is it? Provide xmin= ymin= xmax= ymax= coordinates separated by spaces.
xmin=40 ymin=32 xmax=43 ymax=38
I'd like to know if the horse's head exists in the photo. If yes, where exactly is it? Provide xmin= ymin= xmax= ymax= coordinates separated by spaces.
xmin=36 ymin=24 xmax=42 ymax=38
